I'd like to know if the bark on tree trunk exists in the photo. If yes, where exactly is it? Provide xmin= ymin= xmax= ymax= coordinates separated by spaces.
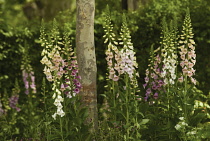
xmin=76 ymin=0 xmax=98 ymax=132
xmin=127 ymin=0 xmax=135 ymax=11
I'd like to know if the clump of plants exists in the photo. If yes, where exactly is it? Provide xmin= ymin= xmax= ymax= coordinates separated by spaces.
xmin=0 ymin=4 xmax=210 ymax=141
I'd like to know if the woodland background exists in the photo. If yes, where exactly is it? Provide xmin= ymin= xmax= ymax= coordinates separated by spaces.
xmin=1 ymin=0 xmax=210 ymax=97
xmin=0 ymin=0 xmax=210 ymax=140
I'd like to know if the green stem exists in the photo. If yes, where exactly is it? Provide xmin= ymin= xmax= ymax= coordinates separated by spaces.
xmin=167 ymin=85 xmax=170 ymax=111
xmin=62 ymin=86 xmax=68 ymax=134
xmin=112 ymin=80 xmax=116 ymax=121
xmin=184 ymin=75 xmax=188 ymax=122
xmin=60 ymin=117 xmax=64 ymax=141
xmin=43 ymin=80 xmax=49 ymax=141
xmin=28 ymin=83 xmax=34 ymax=137
xmin=183 ymin=74 xmax=188 ymax=141
xmin=167 ymin=85 xmax=171 ymax=139
xmin=125 ymin=74 xmax=130 ymax=140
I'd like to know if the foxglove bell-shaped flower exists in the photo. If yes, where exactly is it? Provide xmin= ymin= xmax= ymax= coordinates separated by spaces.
xmin=40 ymin=20 xmax=82 ymax=120
xmin=9 ymin=95 xmax=20 ymax=112
xmin=143 ymin=48 xmax=164 ymax=101
xmin=179 ymin=10 xmax=196 ymax=85
xmin=160 ymin=19 xmax=178 ymax=86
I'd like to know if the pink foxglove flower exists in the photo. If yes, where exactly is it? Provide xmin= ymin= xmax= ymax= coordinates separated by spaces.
xmin=178 ymin=11 xmax=196 ymax=85
xmin=22 ymin=70 xmax=37 ymax=94
xmin=9 ymin=95 xmax=20 ymax=112
xmin=143 ymin=49 xmax=164 ymax=101
xmin=118 ymin=20 xmax=139 ymax=82
xmin=21 ymin=49 xmax=37 ymax=95
xmin=103 ymin=10 xmax=123 ymax=81
xmin=63 ymin=57 xmax=82 ymax=99
xmin=40 ymin=20 xmax=82 ymax=120
xmin=104 ymin=18 xmax=139 ymax=87
xmin=105 ymin=43 xmax=121 ymax=81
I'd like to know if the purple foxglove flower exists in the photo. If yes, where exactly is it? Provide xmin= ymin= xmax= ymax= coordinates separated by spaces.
xmin=73 ymin=69 xmax=78 ymax=73
xmin=64 ymin=91 xmax=70 ymax=95
xmin=30 ymin=84 xmax=36 ymax=89
xmin=144 ymin=96 xmax=148 ymax=101
xmin=74 ymin=88 xmax=80 ymax=94
xmin=73 ymin=79 xmax=79 ymax=83
xmin=71 ymin=71 xmax=76 ymax=76
xmin=16 ymin=107 xmax=21 ymax=112
xmin=151 ymin=81 xmax=156 ymax=86
xmin=152 ymin=85 xmax=157 ymax=90
xmin=76 ymin=75 xmax=81 ymax=79
xmin=145 ymin=77 xmax=149 ymax=83
xmin=146 ymin=88 xmax=151 ymax=94
xmin=145 ymin=92 xmax=150 ymax=97
xmin=153 ymin=75 xmax=158 ymax=80
xmin=31 ymin=75 xmax=35 ymax=83
xmin=143 ymin=83 xmax=147 ymax=89
xmin=25 ymin=81 xmax=29 ymax=89
xmin=75 ymin=82 xmax=82 ymax=88
xmin=60 ymin=83 xmax=65 ymax=91
xmin=9 ymin=95 xmax=20 ymax=112
xmin=158 ymin=80 xmax=164 ymax=86
xmin=64 ymin=83 xmax=69 ymax=88
xmin=153 ymin=92 xmax=158 ymax=99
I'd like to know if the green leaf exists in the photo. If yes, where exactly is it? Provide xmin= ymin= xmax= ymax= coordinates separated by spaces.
xmin=100 ymin=94 xmax=107 ymax=98
xmin=190 ymin=113 xmax=206 ymax=126
xmin=140 ymin=119 xmax=149 ymax=125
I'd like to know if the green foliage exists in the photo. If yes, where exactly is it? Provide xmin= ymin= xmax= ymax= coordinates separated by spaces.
xmin=0 ymin=0 xmax=210 ymax=140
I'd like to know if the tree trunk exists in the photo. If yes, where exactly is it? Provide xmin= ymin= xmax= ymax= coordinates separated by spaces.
xmin=76 ymin=0 xmax=98 ymax=132
xmin=127 ymin=0 xmax=147 ymax=11
xmin=122 ymin=0 xmax=128 ymax=10
xmin=127 ymin=0 xmax=135 ymax=11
